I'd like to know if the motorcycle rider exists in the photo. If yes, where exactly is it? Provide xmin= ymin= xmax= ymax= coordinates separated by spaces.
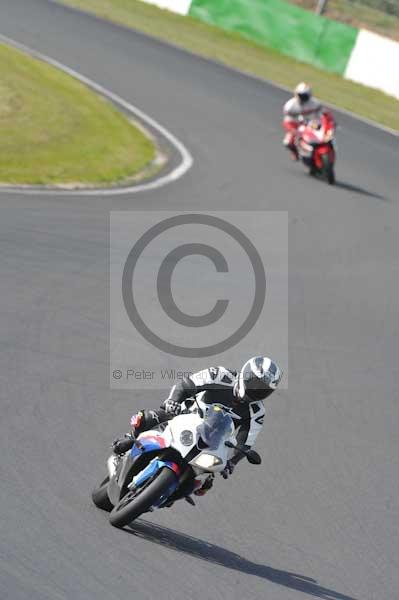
xmin=112 ymin=356 xmax=282 ymax=497
xmin=283 ymin=82 xmax=323 ymax=161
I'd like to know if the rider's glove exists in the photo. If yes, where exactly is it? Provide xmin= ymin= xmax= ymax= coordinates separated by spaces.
xmin=130 ymin=411 xmax=144 ymax=435
xmin=163 ymin=399 xmax=181 ymax=416
xmin=221 ymin=460 xmax=235 ymax=479
xmin=112 ymin=433 xmax=135 ymax=455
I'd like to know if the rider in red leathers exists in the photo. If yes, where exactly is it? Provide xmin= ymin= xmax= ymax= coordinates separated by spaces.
xmin=283 ymin=82 xmax=323 ymax=161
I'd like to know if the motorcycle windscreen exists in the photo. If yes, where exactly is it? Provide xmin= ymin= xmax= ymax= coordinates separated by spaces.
xmin=198 ymin=405 xmax=234 ymax=450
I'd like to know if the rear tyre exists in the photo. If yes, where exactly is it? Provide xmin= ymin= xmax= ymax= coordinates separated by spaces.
xmin=109 ymin=467 xmax=177 ymax=528
xmin=92 ymin=476 xmax=113 ymax=512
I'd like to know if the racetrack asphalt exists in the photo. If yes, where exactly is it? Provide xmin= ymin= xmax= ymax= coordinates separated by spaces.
xmin=1 ymin=1 xmax=398 ymax=599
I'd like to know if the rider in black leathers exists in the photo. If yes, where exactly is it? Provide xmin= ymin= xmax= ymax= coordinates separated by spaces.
xmin=113 ymin=356 xmax=282 ymax=494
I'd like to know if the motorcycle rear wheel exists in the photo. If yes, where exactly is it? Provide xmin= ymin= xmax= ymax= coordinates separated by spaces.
xmin=92 ymin=476 xmax=113 ymax=512
xmin=109 ymin=467 xmax=177 ymax=528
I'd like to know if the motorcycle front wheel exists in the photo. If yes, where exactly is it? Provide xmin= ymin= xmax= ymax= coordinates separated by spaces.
xmin=321 ymin=153 xmax=335 ymax=185
xmin=109 ymin=467 xmax=177 ymax=528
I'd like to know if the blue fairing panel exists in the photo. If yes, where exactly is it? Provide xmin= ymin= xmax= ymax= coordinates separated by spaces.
xmin=132 ymin=459 xmax=178 ymax=488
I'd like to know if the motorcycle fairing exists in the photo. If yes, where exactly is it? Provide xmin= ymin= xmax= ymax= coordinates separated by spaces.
xmin=297 ymin=110 xmax=336 ymax=176
xmin=131 ymin=433 xmax=167 ymax=458
xmin=107 ymin=448 xmax=182 ymax=506
xmin=132 ymin=458 xmax=180 ymax=488
xmin=313 ymin=144 xmax=335 ymax=169
xmin=107 ymin=451 xmax=136 ymax=505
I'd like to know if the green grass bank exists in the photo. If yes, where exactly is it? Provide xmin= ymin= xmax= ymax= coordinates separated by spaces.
xmin=0 ymin=42 xmax=156 ymax=186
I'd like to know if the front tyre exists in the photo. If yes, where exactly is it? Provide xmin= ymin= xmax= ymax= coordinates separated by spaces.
xmin=92 ymin=476 xmax=113 ymax=512
xmin=109 ymin=467 xmax=177 ymax=528
xmin=321 ymin=153 xmax=335 ymax=185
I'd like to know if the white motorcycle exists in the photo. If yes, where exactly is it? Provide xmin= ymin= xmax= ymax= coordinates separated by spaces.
xmin=92 ymin=402 xmax=261 ymax=528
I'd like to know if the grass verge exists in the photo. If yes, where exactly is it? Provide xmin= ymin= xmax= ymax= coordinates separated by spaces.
xmin=58 ymin=0 xmax=399 ymax=132
xmin=0 ymin=42 xmax=156 ymax=185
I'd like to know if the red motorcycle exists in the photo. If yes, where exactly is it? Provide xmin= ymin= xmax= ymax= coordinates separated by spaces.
xmin=296 ymin=111 xmax=336 ymax=185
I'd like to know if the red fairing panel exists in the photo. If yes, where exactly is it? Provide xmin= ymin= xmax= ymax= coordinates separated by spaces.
xmin=314 ymin=145 xmax=335 ymax=169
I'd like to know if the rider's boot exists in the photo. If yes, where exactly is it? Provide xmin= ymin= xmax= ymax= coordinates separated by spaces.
xmin=193 ymin=474 xmax=214 ymax=497
xmin=288 ymin=144 xmax=299 ymax=161
xmin=283 ymin=133 xmax=299 ymax=161
xmin=112 ymin=433 xmax=135 ymax=455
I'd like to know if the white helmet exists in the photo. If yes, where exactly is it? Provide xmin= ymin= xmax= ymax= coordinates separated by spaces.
xmin=236 ymin=356 xmax=282 ymax=402
xmin=295 ymin=82 xmax=312 ymax=104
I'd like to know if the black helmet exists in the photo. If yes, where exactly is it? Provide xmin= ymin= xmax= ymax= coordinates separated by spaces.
xmin=237 ymin=356 xmax=282 ymax=401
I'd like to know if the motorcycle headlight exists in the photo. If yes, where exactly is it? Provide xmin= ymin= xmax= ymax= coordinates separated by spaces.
xmin=192 ymin=453 xmax=223 ymax=469
xmin=180 ymin=430 xmax=194 ymax=446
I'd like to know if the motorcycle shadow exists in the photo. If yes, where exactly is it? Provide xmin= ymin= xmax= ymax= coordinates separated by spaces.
xmin=127 ymin=519 xmax=357 ymax=600
xmin=307 ymin=172 xmax=387 ymax=201
xmin=334 ymin=180 xmax=387 ymax=201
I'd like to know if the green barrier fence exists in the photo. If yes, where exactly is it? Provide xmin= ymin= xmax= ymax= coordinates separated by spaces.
xmin=189 ymin=0 xmax=358 ymax=74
